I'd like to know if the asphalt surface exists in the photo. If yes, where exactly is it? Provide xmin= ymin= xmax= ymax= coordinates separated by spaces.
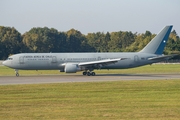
xmin=0 ymin=74 xmax=180 ymax=85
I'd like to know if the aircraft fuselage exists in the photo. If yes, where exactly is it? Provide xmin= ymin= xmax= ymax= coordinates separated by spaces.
xmin=4 ymin=52 xmax=158 ymax=70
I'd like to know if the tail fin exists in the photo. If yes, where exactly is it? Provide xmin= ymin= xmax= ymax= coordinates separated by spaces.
xmin=139 ymin=25 xmax=173 ymax=55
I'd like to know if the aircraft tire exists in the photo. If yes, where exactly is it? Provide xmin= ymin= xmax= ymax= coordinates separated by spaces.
xmin=83 ymin=72 xmax=87 ymax=75
xmin=16 ymin=73 xmax=19 ymax=77
xmin=91 ymin=72 xmax=95 ymax=76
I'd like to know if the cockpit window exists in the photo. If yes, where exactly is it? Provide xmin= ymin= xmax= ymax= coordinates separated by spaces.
xmin=8 ymin=58 xmax=13 ymax=60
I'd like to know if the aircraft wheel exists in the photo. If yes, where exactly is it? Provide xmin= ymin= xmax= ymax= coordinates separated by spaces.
xmin=87 ymin=72 xmax=91 ymax=76
xmin=83 ymin=72 xmax=87 ymax=75
xmin=15 ymin=69 xmax=19 ymax=77
xmin=91 ymin=72 xmax=95 ymax=76
xmin=16 ymin=73 xmax=19 ymax=77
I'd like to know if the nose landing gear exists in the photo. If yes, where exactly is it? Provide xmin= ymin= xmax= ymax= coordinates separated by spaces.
xmin=15 ymin=69 xmax=19 ymax=77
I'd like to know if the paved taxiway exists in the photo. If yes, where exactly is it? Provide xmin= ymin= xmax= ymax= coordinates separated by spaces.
xmin=0 ymin=74 xmax=180 ymax=85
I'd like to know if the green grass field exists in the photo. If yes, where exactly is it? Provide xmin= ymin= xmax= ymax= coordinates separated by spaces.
xmin=0 ymin=80 xmax=180 ymax=120
xmin=0 ymin=64 xmax=180 ymax=76
xmin=0 ymin=64 xmax=180 ymax=119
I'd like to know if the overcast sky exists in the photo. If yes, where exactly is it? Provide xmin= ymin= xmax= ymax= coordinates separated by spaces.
xmin=1 ymin=0 xmax=180 ymax=35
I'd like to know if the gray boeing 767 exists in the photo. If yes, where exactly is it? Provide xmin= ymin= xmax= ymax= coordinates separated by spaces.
xmin=3 ymin=25 xmax=175 ymax=76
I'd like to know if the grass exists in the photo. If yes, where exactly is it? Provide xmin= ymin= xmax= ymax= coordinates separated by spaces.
xmin=0 ymin=80 xmax=180 ymax=119
xmin=0 ymin=64 xmax=180 ymax=76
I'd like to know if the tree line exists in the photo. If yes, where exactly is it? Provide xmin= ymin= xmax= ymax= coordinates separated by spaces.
xmin=0 ymin=26 xmax=180 ymax=60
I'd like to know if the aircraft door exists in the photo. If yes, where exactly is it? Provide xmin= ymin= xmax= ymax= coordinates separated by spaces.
xmin=134 ymin=55 xmax=139 ymax=62
xmin=19 ymin=56 xmax=24 ymax=64
xmin=52 ymin=56 xmax=57 ymax=63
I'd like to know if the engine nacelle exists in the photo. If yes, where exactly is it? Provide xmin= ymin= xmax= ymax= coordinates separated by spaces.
xmin=64 ymin=63 xmax=80 ymax=73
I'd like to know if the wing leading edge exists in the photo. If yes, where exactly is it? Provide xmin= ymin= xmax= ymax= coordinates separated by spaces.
xmin=78 ymin=58 xmax=127 ymax=67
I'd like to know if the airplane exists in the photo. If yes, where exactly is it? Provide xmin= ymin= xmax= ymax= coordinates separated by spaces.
xmin=3 ymin=25 xmax=175 ymax=77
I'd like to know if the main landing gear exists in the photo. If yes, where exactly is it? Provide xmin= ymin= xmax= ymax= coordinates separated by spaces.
xmin=15 ymin=69 xmax=19 ymax=77
xmin=82 ymin=71 xmax=96 ymax=76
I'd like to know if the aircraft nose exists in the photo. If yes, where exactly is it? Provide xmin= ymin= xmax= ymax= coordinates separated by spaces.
xmin=2 ymin=61 xmax=8 ymax=66
xmin=2 ymin=61 xmax=6 ymax=65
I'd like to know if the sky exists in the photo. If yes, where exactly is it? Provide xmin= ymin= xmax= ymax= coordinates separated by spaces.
xmin=1 ymin=0 xmax=180 ymax=35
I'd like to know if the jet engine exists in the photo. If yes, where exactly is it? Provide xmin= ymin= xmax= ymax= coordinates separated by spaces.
xmin=64 ymin=63 xmax=81 ymax=73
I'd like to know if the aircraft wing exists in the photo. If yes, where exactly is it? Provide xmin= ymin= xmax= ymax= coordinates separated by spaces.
xmin=148 ymin=54 xmax=178 ymax=61
xmin=78 ymin=58 xmax=127 ymax=68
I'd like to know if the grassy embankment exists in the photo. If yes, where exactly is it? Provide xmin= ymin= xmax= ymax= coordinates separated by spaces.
xmin=0 ymin=64 xmax=180 ymax=76
xmin=0 ymin=80 xmax=180 ymax=119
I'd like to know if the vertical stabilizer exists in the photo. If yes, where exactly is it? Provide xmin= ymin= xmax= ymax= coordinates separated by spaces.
xmin=139 ymin=25 xmax=173 ymax=54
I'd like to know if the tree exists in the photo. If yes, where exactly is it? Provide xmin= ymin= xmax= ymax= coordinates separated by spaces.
xmin=66 ymin=29 xmax=86 ymax=52
xmin=164 ymin=30 xmax=180 ymax=54
xmin=0 ymin=26 xmax=22 ymax=59
xmin=22 ymin=27 xmax=59 ymax=52
xmin=108 ymin=31 xmax=135 ymax=52
xmin=86 ymin=32 xmax=108 ymax=52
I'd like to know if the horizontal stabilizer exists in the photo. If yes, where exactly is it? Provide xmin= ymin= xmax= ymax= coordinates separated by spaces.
xmin=148 ymin=54 xmax=178 ymax=61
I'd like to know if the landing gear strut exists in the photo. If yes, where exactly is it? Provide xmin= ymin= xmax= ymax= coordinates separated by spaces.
xmin=15 ymin=69 xmax=19 ymax=77
xmin=82 ymin=71 xmax=96 ymax=76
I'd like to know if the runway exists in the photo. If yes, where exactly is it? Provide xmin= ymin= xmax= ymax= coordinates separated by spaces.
xmin=0 ymin=74 xmax=180 ymax=85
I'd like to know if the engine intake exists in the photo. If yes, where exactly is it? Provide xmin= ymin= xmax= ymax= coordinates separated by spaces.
xmin=64 ymin=63 xmax=80 ymax=73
